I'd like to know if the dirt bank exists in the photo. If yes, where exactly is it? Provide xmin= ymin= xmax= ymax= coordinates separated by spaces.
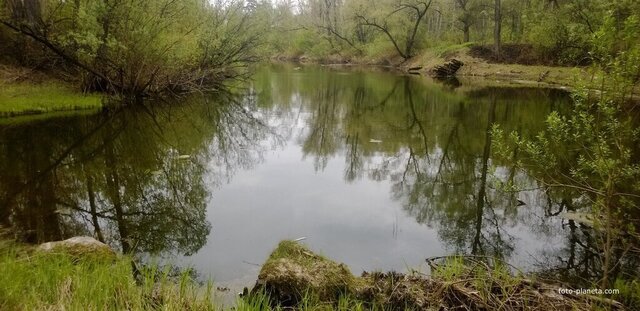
xmin=274 ymin=46 xmax=591 ymax=90
xmin=408 ymin=47 xmax=589 ymax=89
xmin=246 ymin=241 xmax=624 ymax=310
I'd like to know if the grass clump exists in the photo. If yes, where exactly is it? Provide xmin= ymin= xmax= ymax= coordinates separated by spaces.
xmin=0 ymin=240 xmax=215 ymax=311
xmin=428 ymin=256 xmax=623 ymax=311
xmin=0 ymin=83 xmax=103 ymax=117
xmin=251 ymin=240 xmax=356 ymax=307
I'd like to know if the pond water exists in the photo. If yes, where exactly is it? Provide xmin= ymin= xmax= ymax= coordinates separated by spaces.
xmin=1 ymin=64 xmax=591 ymax=289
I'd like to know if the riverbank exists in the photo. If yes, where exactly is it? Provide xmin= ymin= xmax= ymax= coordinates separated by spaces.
xmin=0 ymin=65 xmax=103 ymax=118
xmin=2 ymin=238 xmax=637 ymax=310
xmin=410 ymin=47 xmax=588 ymax=89
xmin=0 ymin=238 xmax=217 ymax=310
xmin=247 ymin=241 xmax=633 ymax=310
xmin=0 ymin=45 xmax=586 ymax=119
xmin=273 ymin=45 xmax=591 ymax=90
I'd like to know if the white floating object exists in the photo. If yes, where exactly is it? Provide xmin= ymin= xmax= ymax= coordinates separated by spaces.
xmin=177 ymin=155 xmax=191 ymax=160
xmin=55 ymin=208 xmax=72 ymax=215
xmin=559 ymin=212 xmax=594 ymax=227
xmin=293 ymin=237 xmax=307 ymax=242
xmin=369 ymin=139 xmax=382 ymax=143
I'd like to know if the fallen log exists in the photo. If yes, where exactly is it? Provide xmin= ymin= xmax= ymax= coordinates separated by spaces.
xmin=431 ymin=59 xmax=464 ymax=78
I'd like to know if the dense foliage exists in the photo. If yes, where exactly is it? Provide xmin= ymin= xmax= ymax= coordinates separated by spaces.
xmin=248 ymin=0 xmax=639 ymax=65
xmin=492 ymin=4 xmax=640 ymax=295
xmin=2 ymin=0 xmax=638 ymax=95
xmin=0 ymin=0 xmax=260 ymax=95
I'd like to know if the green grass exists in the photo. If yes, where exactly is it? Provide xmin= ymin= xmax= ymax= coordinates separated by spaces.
xmin=0 ymin=83 xmax=103 ymax=117
xmin=1 ymin=240 xmax=633 ymax=310
xmin=0 ymin=240 xmax=361 ymax=311
xmin=0 ymin=240 xmax=215 ymax=311
xmin=430 ymin=42 xmax=476 ymax=58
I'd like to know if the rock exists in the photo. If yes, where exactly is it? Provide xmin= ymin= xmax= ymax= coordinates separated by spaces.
xmin=38 ymin=236 xmax=116 ymax=259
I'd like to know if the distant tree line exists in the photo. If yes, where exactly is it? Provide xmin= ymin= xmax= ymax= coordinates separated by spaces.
xmin=250 ymin=0 xmax=638 ymax=65
xmin=1 ymin=0 xmax=638 ymax=96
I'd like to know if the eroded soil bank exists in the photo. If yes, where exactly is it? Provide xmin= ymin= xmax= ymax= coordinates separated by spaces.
xmin=246 ymin=241 xmax=625 ymax=311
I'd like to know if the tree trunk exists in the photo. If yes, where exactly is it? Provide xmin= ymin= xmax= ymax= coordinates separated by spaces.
xmin=7 ymin=0 xmax=41 ymax=24
xmin=494 ymin=0 xmax=501 ymax=59
xmin=463 ymin=24 xmax=470 ymax=42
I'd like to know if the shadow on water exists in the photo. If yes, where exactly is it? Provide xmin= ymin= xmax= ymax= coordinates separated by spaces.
xmin=0 ymin=64 xmax=637 ymax=288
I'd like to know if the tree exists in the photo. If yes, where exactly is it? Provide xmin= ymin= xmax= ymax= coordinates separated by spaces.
xmin=492 ymin=5 xmax=640 ymax=288
xmin=355 ymin=0 xmax=432 ymax=60
xmin=455 ymin=0 xmax=474 ymax=42
xmin=0 ymin=0 xmax=261 ymax=97
xmin=493 ymin=0 xmax=501 ymax=58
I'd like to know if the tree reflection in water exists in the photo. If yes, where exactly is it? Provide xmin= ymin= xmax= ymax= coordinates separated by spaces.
xmin=1 ymin=65 xmax=636 ymax=286
xmin=250 ymin=64 xmax=632 ymax=283
xmin=0 ymin=91 xmax=274 ymax=257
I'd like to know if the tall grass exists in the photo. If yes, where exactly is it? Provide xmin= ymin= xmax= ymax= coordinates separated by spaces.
xmin=1 ymin=240 xmax=373 ymax=311
xmin=2 ymin=240 xmax=633 ymax=310
xmin=0 ymin=241 xmax=215 ymax=310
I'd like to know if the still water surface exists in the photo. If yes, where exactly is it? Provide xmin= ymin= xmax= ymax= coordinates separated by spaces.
xmin=0 ymin=64 xmax=583 ymax=288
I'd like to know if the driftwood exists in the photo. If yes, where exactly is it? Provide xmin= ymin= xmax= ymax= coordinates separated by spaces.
xmin=431 ymin=59 xmax=464 ymax=78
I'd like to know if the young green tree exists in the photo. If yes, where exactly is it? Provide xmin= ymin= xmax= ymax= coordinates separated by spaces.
xmin=492 ymin=4 xmax=640 ymax=288
xmin=354 ymin=0 xmax=432 ymax=60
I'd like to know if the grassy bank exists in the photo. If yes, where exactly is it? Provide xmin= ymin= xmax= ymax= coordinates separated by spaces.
xmin=0 ymin=83 xmax=103 ymax=118
xmin=247 ymin=241 xmax=633 ymax=311
xmin=0 ymin=240 xmax=215 ymax=311
xmin=410 ymin=46 xmax=589 ymax=88
xmin=0 ymin=65 xmax=103 ymax=118
xmin=275 ymin=45 xmax=591 ymax=89
xmin=2 ymin=239 xmax=637 ymax=310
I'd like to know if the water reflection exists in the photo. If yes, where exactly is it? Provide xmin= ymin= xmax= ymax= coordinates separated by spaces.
xmin=1 ymin=64 xmax=622 ymax=287
xmin=0 ymin=93 xmax=271 ymax=257
xmin=254 ymin=65 xmax=568 ymax=262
